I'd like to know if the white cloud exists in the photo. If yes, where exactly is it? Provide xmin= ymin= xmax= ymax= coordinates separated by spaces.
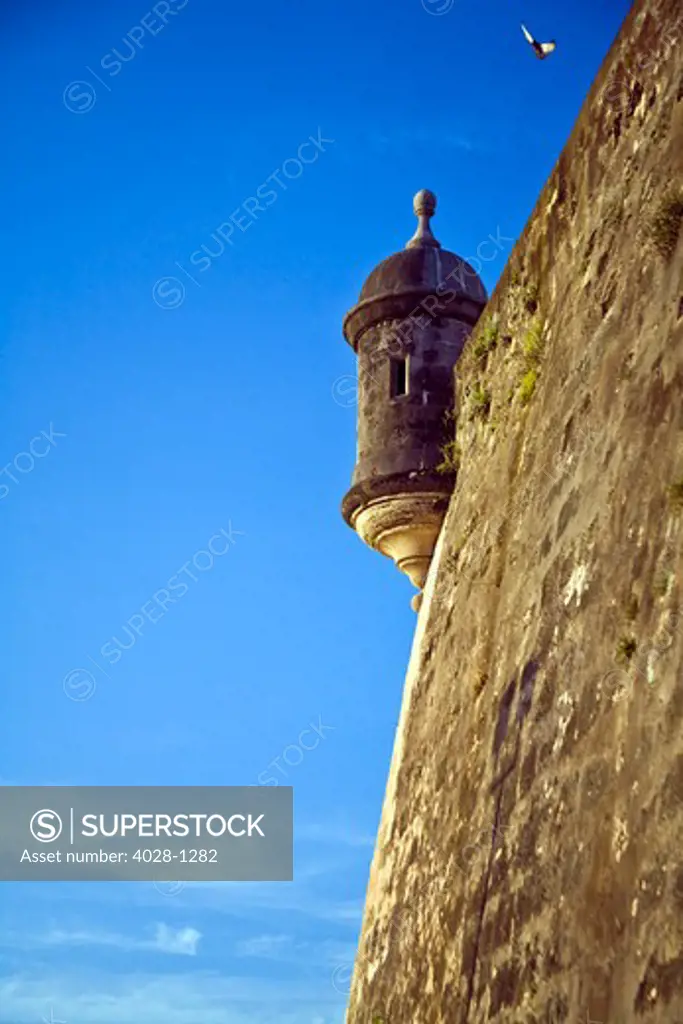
xmin=0 ymin=969 xmax=346 ymax=1024
xmin=37 ymin=922 xmax=201 ymax=957
xmin=153 ymin=924 xmax=201 ymax=956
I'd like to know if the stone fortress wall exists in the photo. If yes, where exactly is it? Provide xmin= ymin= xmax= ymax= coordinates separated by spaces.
xmin=345 ymin=0 xmax=683 ymax=1020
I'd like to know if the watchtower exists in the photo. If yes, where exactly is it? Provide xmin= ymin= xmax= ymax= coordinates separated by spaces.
xmin=341 ymin=190 xmax=487 ymax=610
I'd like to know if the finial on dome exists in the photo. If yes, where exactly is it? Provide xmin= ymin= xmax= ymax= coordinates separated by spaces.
xmin=406 ymin=189 xmax=440 ymax=249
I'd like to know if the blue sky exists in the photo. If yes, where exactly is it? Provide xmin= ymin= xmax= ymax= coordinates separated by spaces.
xmin=1 ymin=0 xmax=630 ymax=1021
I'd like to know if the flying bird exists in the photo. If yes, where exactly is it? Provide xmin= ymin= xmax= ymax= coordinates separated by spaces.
xmin=521 ymin=23 xmax=556 ymax=60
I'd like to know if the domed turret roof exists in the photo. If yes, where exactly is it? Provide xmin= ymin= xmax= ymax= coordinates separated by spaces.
xmin=343 ymin=190 xmax=487 ymax=349
xmin=358 ymin=245 xmax=486 ymax=305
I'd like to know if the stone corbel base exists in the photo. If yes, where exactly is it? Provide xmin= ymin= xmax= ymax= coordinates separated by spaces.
xmin=351 ymin=492 xmax=447 ymax=608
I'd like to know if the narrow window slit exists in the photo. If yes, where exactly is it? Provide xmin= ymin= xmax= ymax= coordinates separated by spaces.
xmin=390 ymin=357 xmax=408 ymax=397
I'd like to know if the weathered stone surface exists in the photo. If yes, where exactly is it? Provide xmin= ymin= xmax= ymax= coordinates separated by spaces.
xmin=346 ymin=1 xmax=683 ymax=1020
xmin=352 ymin=318 xmax=467 ymax=483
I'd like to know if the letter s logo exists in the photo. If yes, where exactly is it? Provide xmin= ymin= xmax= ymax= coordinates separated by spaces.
xmin=30 ymin=809 xmax=63 ymax=843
